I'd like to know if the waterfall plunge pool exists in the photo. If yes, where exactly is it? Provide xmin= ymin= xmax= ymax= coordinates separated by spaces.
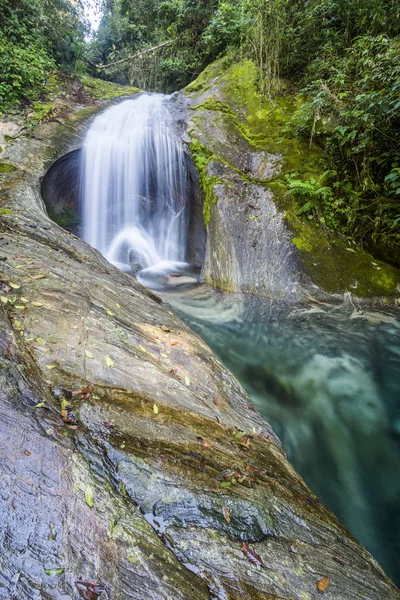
xmin=42 ymin=93 xmax=400 ymax=585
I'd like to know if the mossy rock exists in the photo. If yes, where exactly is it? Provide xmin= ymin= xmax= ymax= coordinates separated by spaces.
xmin=79 ymin=75 xmax=141 ymax=100
xmin=185 ymin=59 xmax=400 ymax=299
xmin=0 ymin=162 xmax=17 ymax=173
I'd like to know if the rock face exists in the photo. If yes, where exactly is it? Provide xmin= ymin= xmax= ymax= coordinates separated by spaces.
xmin=184 ymin=59 xmax=400 ymax=300
xmin=0 ymin=96 xmax=399 ymax=600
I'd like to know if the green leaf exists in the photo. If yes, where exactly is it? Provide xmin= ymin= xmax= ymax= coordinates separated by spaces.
xmin=44 ymin=567 xmax=64 ymax=576
xmin=9 ymin=282 xmax=20 ymax=289
xmin=85 ymin=485 xmax=94 ymax=507
xmin=220 ymin=481 xmax=231 ymax=488
xmin=234 ymin=431 xmax=246 ymax=439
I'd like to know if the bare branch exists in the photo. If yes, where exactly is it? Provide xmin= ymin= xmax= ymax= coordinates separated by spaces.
xmin=93 ymin=40 xmax=175 ymax=70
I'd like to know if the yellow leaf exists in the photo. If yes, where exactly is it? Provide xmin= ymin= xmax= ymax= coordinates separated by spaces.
xmin=32 ymin=301 xmax=43 ymax=307
xmin=116 ymin=303 xmax=121 ymax=308
xmin=317 ymin=577 xmax=330 ymax=592
xmin=0 ymin=297 xmax=8 ymax=304
xmin=222 ymin=505 xmax=231 ymax=523
xmin=160 ymin=353 xmax=168 ymax=358
xmin=15 ymin=305 xmax=25 ymax=309
xmin=184 ymin=375 xmax=190 ymax=386
xmin=85 ymin=350 xmax=94 ymax=359
xmin=35 ymin=402 xmax=45 ymax=408
xmin=21 ymin=297 xmax=28 ymax=302
xmin=106 ymin=308 xmax=114 ymax=316
xmin=105 ymin=355 xmax=114 ymax=368
xmin=35 ymin=337 xmax=46 ymax=345
xmin=138 ymin=345 xmax=147 ymax=353
xmin=153 ymin=404 xmax=159 ymax=415
xmin=9 ymin=283 xmax=21 ymax=289
xmin=46 ymin=364 xmax=56 ymax=370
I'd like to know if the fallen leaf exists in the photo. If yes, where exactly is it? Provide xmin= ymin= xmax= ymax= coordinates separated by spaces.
xmin=85 ymin=350 xmax=94 ymax=359
xmin=24 ymin=449 xmax=31 ymax=456
xmin=317 ymin=577 xmax=330 ymax=592
xmin=21 ymin=297 xmax=28 ymax=302
xmin=15 ymin=305 xmax=26 ymax=309
xmin=220 ymin=481 xmax=231 ymax=488
xmin=235 ymin=431 xmax=247 ymax=439
xmin=213 ymin=399 xmax=224 ymax=408
xmin=105 ymin=308 xmax=114 ymax=316
xmin=32 ymin=301 xmax=43 ymax=307
xmin=0 ymin=297 xmax=8 ymax=304
xmin=171 ymin=341 xmax=179 ymax=346
xmin=245 ymin=465 xmax=258 ymax=473
xmin=160 ymin=325 xmax=171 ymax=332
xmin=75 ymin=579 xmax=105 ymax=600
xmin=35 ymin=337 xmax=46 ymax=345
xmin=160 ymin=352 xmax=168 ymax=358
xmin=31 ymin=273 xmax=47 ymax=280
xmin=34 ymin=402 xmax=45 ymax=408
xmin=222 ymin=505 xmax=231 ymax=522
xmin=46 ymin=364 xmax=56 ymax=370
xmin=61 ymin=409 xmax=68 ymax=420
xmin=9 ymin=282 xmax=21 ymax=289
xmin=85 ymin=485 xmax=94 ymax=508
xmin=184 ymin=375 xmax=190 ymax=386
xmin=153 ymin=404 xmax=159 ymax=415
xmin=241 ymin=542 xmax=264 ymax=567
xmin=45 ymin=567 xmax=64 ymax=576
xmin=105 ymin=355 xmax=114 ymax=368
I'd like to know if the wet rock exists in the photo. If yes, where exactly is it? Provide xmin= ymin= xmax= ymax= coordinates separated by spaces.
xmin=0 ymin=94 xmax=399 ymax=600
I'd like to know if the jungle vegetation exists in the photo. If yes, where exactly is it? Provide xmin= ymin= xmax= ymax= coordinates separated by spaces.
xmin=1 ymin=0 xmax=400 ymax=254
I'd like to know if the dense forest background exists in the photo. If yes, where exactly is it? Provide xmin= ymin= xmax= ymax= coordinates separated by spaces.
xmin=1 ymin=0 xmax=400 ymax=255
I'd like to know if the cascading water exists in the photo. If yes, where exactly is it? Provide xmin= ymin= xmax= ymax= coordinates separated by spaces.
xmin=81 ymin=94 xmax=192 ymax=284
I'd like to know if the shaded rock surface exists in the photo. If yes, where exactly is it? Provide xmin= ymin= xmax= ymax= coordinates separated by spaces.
xmin=0 ymin=94 xmax=399 ymax=600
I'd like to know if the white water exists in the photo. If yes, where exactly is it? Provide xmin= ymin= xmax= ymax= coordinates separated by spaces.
xmin=81 ymin=94 xmax=190 ymax=274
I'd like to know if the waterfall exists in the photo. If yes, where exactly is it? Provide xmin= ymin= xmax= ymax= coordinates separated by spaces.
xmin=80 ymin=94 xmax=190 ymax=277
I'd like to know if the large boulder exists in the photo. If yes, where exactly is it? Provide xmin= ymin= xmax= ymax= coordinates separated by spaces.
xmin=184 ymin=59 xmax=400 ymax=300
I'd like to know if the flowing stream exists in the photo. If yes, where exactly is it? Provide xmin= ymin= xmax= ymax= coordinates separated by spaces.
xmin=81 ymin=94 xmax=400 ymax=585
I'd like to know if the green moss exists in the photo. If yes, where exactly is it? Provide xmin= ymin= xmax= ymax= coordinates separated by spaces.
xmin=0 ymin=162 xmax=17 ymax=173
xmin=80 ymin=75 xmax=140 ymax=100
xmin=45 ymin=204 xmax=79 ymax=232
xmin=189 ymin=141 xmax=223 ymax=225
xmin=184 ymin=57 xmax=229 ymax=96
xmin=29 ymin=101 xmax=63 ymax=125
xmin=272 ymin=182 xmax=399 ymax=296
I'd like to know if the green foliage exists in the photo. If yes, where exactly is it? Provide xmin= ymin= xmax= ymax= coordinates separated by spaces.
xmin=0 ymin=0 xmax=87 ymax=111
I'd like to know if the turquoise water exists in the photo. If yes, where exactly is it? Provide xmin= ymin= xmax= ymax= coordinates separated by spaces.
xmin=162 ymin=286 xmax=400 ymax=584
